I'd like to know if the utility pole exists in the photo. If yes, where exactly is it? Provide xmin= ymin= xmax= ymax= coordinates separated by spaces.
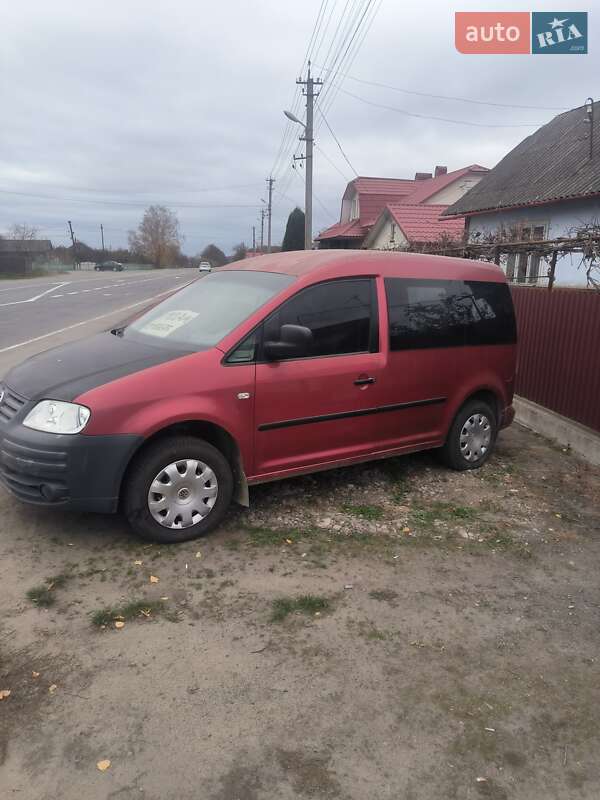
xmin=260 ymin=208 xmax=265 ymax=251
xmin=266 ymin=176 xmax=274 ymax=253
xmin=68 ymin=220 xmax=79 ymax=270
xmin=296 ymin=62 xmax=322 ymax=250
xmin=252 ymin=225 xmax=256 ymax=252
xmin=100 ymin=223 xmax=105 ymax=253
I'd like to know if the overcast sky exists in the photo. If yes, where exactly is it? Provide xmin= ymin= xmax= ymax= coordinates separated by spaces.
xmin=0 ymin=0 xmax=596 ymax=255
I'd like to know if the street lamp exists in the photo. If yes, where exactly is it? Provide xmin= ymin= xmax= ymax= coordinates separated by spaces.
xmin=284 ymin=109 xmax=305 ymax=126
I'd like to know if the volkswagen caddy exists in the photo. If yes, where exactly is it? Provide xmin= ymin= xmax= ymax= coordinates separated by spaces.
xmin=0 ymin=250 xmax=517 ymax=543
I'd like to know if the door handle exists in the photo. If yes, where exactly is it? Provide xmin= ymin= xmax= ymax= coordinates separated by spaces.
xmin=354 ymin=376 xmax=376 ymax=386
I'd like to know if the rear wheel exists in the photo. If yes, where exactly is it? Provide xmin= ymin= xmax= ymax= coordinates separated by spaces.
xmin=123 ymin=436 xmax=233 ymax=543
xmin=440 ymin=400 xmax=497 ymax=471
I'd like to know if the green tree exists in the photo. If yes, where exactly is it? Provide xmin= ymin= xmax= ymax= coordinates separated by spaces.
xmin=200 ymin=244 xmax=227 ymax=267
xmin=128 ymin=205 xmax=181 ymax=267
xmin=282 ymin=207 xmax=305 ymax=251
xmin=230 ymin=242 xmax=247 ymax=262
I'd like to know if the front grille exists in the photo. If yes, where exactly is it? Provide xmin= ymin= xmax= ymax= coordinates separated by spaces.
xmin=0 ymin=438 xmax=68 ymax=503
xmin=0 ymin=387 xmax=27 ymax=423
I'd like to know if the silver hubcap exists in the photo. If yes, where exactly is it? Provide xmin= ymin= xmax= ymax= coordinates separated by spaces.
xmin=148 ymin=459 xmax=218 ymax=529
xmin=460 ymin=414 xmax=492 ymax=462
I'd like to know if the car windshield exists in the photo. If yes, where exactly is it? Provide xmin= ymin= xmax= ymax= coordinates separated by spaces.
xmin=123 ymin=270 xmax=294 ymax=349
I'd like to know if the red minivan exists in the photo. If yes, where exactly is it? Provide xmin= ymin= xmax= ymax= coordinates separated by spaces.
xmin=0 ymin=251 xmax=517 ymax=542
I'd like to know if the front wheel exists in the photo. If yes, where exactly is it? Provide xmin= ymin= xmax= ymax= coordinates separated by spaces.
xmin=440 ymin=400 xmax=497 ymax=471
xmin=123 ymin=436 xmax=233 ymax=543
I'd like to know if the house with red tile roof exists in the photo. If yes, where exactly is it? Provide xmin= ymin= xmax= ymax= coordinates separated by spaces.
xmin=316 ymin=164 xmax=488 ymax=249
xmin=363 ymin=204 xmax=466 ymax=250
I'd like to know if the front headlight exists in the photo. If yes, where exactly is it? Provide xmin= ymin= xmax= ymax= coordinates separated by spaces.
xmin=23 ymin=400 xmax=91 ymax=434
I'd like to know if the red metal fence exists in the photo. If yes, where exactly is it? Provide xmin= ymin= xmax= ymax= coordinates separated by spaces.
xmin=511 ymin=286 xmax=600 ymax=433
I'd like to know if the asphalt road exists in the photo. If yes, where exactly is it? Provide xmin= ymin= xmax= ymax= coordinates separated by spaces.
xmin=0 ymin=268 xmax=195 ymax=376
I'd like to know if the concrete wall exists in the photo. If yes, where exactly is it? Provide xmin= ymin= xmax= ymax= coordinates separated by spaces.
xmin=467 ymin=197 xmax=600 ymax=286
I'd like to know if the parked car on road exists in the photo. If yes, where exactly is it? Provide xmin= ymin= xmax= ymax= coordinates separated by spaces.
xmin=95 ymin=260 xmax=124 ymax=272
xmin=198 ymin=261 xmax=212 ymax=272
xmin=0 ymin=251 xmax=517 ymax=543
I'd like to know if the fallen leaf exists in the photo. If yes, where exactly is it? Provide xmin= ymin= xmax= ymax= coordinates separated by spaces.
xmin=149 ymin=575 xmax=159 ymax=584
xmin=0 ymin=689 xmax=11 ymax=700
xmin=160 ymin=596 xmax=169 ymax=601
xmin=402 ymin=527 xmax=411 ymax=533
xmin=96 ymin=759 xmax=111 ymax=772
xmin=134 ymin=560 xmax=143 ymax=566
xmin=285 ymin=539 xmax=293 ymax=544
xmin=48 ymin=684 xmax=57 ymax=694
xmin=140 ymin=609 xmax=152 ymax=618
xmin=32 ymin=671 xmax=40 ymax=679
xmin=114 ymin=621 xmax=125 ymax=630
xmin=195 ymin=551 xmax=202 ymax=559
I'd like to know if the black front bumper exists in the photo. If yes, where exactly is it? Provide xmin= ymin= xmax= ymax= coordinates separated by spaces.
xmin=0 ymin=424 xmax=143 ymax=514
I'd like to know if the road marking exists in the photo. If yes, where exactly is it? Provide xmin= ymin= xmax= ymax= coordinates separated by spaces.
xmin=51 ymin=294 xmax=64 ymax=298
xmin=67 ymin=291 xmax=78 ymax=295
xmin=103 ymin=293 xmax=112 ymax=296
xmin=0 ymin=282 xmax=71 ymax=308
xmin=0 ymin=283 xmax=193 ymax=354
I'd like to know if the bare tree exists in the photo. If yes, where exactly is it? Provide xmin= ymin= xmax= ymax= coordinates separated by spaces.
xmin=230 ymin=242 xmax=247 ymax=262
xmin=8 ymin=223 xmax=39 ymax=240
xmin=128 ymin=205 xmax=181 ymax=267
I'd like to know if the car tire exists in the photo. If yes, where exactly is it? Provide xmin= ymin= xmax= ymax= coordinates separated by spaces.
xmin=440 ymin=399 xmax=497 ymax=471
xmin=123 ymin=436 xmax=233 ymax=543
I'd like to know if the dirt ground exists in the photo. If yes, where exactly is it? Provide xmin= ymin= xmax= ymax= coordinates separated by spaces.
xmin=1 ymin=423 xmax=599 ymax=800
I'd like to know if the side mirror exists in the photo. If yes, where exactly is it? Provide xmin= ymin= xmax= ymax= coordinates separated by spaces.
xmin=264 ymin=324 xmax=312 ymax=361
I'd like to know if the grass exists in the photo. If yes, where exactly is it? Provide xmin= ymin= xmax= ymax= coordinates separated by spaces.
xmin=410 ymin=502 xmax=478 ymax=528
xmin=271 ymin=594 xmax=330 ymax=622
xmin=90 ymin=599 xmax=166 ymax=627
xmin=341 ymin=503 xmax=384 ymax=521
xmin=26 ymin=574 xmax=70 ymax=608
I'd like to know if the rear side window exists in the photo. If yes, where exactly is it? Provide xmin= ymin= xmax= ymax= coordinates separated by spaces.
xmin=264 ymin=278 xmax=377 ymax=359
xmin=385 ymin=278 xmax=516 ymax=351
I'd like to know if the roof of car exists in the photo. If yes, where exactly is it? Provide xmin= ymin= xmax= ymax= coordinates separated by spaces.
xmin=219 ymin=249 xmax=505 ymax=283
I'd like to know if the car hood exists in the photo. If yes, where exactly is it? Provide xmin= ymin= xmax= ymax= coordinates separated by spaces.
xmin=4 ymin=332 xmax=194 ymax=402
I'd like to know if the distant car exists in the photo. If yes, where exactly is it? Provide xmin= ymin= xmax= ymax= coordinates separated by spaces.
xmin=198 ymin=262 xmax=212 ymax=273
xmin=95 ymin=261 xmax=124 ymax=272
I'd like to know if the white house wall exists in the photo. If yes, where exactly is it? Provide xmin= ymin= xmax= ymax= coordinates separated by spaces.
xmin=425 ymin=174 xmax=484 ymax=205
xmin=368 ymin=218 xmax=409 ymax=250
xmin=467 ymin=197 xmax=600 ymax=286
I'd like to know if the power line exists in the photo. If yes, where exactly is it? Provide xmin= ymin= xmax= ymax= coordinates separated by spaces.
xmin=336 ymin=87 xmax=546 ymax=128
xmin=317 ymin=0 xmax=382 ymax=124
xmin=316 ymin=105 xmax=358 ymax=175
xmin=315 ymin=65 xmax=569 ymax=111
xmin=314 ymin=143 xmax=351 ymax=181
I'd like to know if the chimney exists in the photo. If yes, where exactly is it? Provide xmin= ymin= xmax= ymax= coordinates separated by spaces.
xmin=434 ymin=165 xmax=448 ymax=177
xmin=414 ymin=171 xmax=432 ymax=181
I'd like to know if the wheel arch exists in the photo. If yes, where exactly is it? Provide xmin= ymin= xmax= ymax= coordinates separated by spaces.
xmin=120 ymin=420 xmax=249 ymax=507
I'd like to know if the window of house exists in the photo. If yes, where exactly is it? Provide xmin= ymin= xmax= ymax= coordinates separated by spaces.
xmin=385 ymin=278 xmax=516 ymax=350
xmin=263 ymin=278 xmax=377 ymax=359
xmin=390 ymin=222 xmax=396 ymax=243
xmin=506 ymin=253 xmax=516 ymax=281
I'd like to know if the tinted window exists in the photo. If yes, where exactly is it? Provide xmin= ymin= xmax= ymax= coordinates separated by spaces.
xmin=385 ymin=279 xmax=467 ymax=350
xmin=385 ymin=278 xmax=516 ymax=350
xmin=124 ymin=270 xmax=294 ymax=349
xmin=264 ymin=278 xmax=376 ymax=359
xmin=463 ymin=281 xmax=517 ymax=345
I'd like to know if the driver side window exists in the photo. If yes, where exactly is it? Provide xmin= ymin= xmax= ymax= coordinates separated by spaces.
xmin=264 ymin=278 xmax=377 ymax=360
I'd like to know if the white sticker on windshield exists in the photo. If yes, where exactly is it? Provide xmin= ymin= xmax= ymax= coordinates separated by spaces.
xmin=139 ymin=309 xmax=199 ymax=338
